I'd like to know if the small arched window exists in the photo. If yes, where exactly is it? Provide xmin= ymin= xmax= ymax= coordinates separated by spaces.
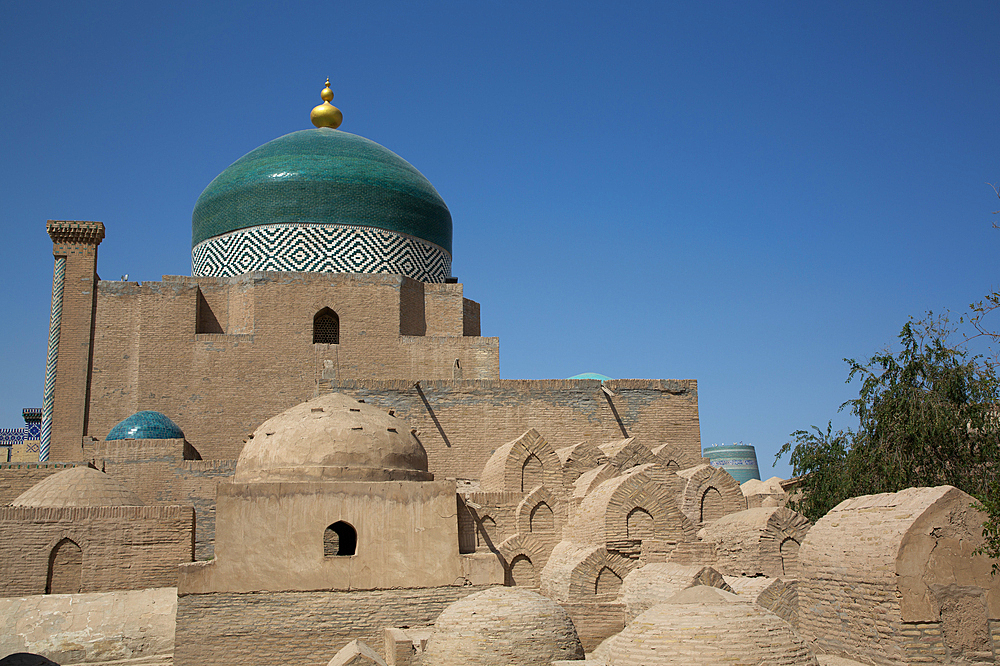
xmin=313 ymin=308 xmax=340 ymax=344
xmin=324 ymin=521 xmax=357 ymax=556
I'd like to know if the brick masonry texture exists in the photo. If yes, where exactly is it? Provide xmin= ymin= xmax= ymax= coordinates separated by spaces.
xmin=317 ymin=379 xmax=701 ymax=481
xmin=0 ymin=505 xmax=194 ymax=597
xmin=174 ymin=586 xmax=488 ymax=666
xmin=0 ymin=463 xmax=84 ymax=504
xmin=72 ymin=272 xmax=497 ymax=462
xmin=90 ymin=438 xmax=235 ymax=559
xmin=0 ymin=587 xmax=176 ymax=664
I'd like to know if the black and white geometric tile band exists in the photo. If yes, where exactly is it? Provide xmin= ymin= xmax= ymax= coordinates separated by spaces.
xmin=192 ymin=223 xmax=452 ymax=282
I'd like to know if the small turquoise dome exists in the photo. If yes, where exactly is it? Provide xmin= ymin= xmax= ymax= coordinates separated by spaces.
xmin=192 ymin=128 xmax=452 ymax=253
xmin=568 ymin=372 xmax=613 ymax=381
xmin=106 ymin=411 xmax=184 ymax=441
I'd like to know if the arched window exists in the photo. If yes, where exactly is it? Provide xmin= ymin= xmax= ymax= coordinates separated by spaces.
xmin=324 ymin=521 xmax=356 ymax=556
xmin=313 ymin=308 xmax=340 ymax=344
xmin=46 ymin=537 xmax=82 ymax=594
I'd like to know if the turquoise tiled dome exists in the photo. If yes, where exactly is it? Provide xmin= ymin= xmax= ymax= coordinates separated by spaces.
xmin=106 ymin=411 xmax=184 ymax=440
xmin=192 ymin=128 xmax=452 ymax=253
xmin=568 ymin=372 xmax=613 ymax=381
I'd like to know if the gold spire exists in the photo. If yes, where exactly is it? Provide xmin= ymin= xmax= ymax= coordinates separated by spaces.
xmin=311 ymin=77 xmax=343 ymax=129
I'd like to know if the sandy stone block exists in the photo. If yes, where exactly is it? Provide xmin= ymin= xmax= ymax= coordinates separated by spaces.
xmin=328 ymin=639 xmax=388 ymax=666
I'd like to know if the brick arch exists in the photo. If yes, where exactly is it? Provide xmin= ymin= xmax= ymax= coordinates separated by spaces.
xmin=515 ymin=486 xmax=565 ymax=543
xmin=701 ymin=506 xmax=812 ymax=578
xmin=599 ymin=437 xmax=655 ymax=473
xmin=312 ymin=307 xmax=339 ymax=344
xmin=651 ymin=443 xmax=700 ymax=470
xmin=497 ymin=532 xmax=553 ymax=583
xmin=477 ymin=515 xmax=498 ymax=550
xmin=509 ymin=554 xmax=537 ymax=588
xmin=555 ymin=441 xmax=608 ymax=488
xmin=480 ymin=429 xmax=563 ymax=494
xmin=676 ymin=464 xmax=746 ymax=526
xmin=572 ymin=464 xmax=697 ymax=548
xmin=539 ymin=541 xmax=637 ymax=603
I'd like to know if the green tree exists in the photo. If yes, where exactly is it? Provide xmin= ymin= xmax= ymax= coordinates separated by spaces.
xmin=964 ymin=183 xmax=1000 ymax=369
xmin=777 ymin=316 xmax=1000 ymax=528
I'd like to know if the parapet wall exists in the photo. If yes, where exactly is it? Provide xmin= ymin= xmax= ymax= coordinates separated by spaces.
xmin=0 ymin=505 xmax=194 ymax=597
xmin=91 ymin=438 xmax=235 ymax=560
xmin=174 ymin=586 xmax=488 ymax=666
xmin=318 ymin=378 xmax=701 ymax=480
xmin=0 ymin=587 xmax=176 ymax=664
xmin=0 ymin=462 xmax=84 ymax=504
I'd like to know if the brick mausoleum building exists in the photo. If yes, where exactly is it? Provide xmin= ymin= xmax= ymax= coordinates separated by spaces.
xmin=3 ymin=82 xmax=999 ymax=666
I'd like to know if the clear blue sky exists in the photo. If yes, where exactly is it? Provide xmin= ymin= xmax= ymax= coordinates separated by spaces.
xmin=2 ymin=1 xmax=997 ymax=478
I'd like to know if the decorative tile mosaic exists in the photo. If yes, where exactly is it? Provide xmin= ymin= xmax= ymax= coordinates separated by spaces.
xmin=106 ymin=410 xmax=185 ymax=441
xmin=192 ymin=223 xmax=451 ymax=282
xmin=0 ymin=428 xmax=24 ymax=446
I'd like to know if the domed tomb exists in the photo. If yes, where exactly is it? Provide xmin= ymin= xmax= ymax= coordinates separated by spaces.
xmin=598 ymin=585 xmax=818 ymax=666
xmin=192 ymin=93 xmax=453 ymax=282
xmin=12 ymin=466 xmax=144 ymax=507
xmin=423 ymin=587 xmax=585 ymax=666
xmin=178 ymin=393 xmax=478 ymax=594
xmin=106 ymin=410 xmax=184 ymax=441
xmin=235 ymin=393 xmax=432 ymax=483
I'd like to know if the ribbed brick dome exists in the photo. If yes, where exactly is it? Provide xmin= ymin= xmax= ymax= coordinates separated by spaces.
xmin=235 ymin=393 xmax=432 ymax=483
xmin=601 ymin=585 xmax=818 ymax=665
xmin=423 ymin=588 xmax=585 ymax=666
xmin=12 ymin=466 xmax=144 ymax=507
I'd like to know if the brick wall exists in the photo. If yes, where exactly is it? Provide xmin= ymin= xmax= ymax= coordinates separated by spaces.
xmin=82 ymin=272 xmax=499 ymax=460
xmin=91 ymin=439 xmax=235 ymax=559
xmin=0 ymin=587 xmax=176 ymax=664
xmin=318 ymin=379 xmax=702 ymax=481
xmin=0 ymin=505 xmax=194 ymax=597
xmin=174 ymin=586 xmax=488 ymax=666
xmin=0 ymin=462 xmax=83 ymax=504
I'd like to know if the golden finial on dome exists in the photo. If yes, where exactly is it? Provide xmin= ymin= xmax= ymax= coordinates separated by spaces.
xmin=311 ymin=77 xmax=343 ymax=129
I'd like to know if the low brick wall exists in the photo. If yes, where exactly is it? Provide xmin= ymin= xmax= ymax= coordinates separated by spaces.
xmin=561 ymin=602 xmax=626 ymax=652
xmin=0 ymin=505 xmax=194 ymax=597
xmin=174 ymin=586 xmax=490 ymax=666
xmin=318 ymin=379 xmax=702 ymax=481
xmin=92 ymin=438 xmax=236 ymax=559
xmin=0 ymin=462 xmax=84 ymax=504
xmin=0 ymin=587 xmax=176 ymax=664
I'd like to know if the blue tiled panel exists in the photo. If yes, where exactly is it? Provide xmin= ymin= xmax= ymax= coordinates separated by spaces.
xmin=0 ymin=428 xmax=24 ymax=446
xmin=106 ymin=410 xmax=185 ymax=440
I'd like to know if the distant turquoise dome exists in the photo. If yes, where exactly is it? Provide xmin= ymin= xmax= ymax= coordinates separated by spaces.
xmin=106 ymin=411 xmax=184 ymax=441
xmin=568 ymin=373 xmax=613 ymax=381
xmin=191 ymin=128 xmax=453 ymax=281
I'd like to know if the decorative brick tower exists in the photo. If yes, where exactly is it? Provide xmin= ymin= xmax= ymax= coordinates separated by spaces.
xmin=41 ymin=220 xmax=105 ymax=461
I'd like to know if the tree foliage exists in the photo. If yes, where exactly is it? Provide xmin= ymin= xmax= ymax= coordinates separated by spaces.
xmin=777 ymin=317 xmax=1000 ymax=531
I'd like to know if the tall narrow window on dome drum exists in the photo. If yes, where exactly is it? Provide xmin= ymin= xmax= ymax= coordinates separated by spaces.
xmin=324 ymin=521 xmax=356 ymax=556
xmin=313 ymin=308 xmax=340 ymax=344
